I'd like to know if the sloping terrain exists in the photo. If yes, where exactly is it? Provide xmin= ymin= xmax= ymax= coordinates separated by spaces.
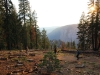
xmin=0 ymin=50 xmax=100 ymax=75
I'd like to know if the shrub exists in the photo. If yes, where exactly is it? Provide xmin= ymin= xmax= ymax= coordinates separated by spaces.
xmin=39 ymin=51 xmax=60 ymax=73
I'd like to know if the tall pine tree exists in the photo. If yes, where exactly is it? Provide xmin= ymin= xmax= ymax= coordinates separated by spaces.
xmin=41 ymin=28 xmax=50 ymax=49
xmin=3 ymin=0 xmax=14 ymax=50
xmin=78 ymin=0 xmax=100 ymax=51
xmin=87 ymin=0 xmax=100 ymax=51
xmin=77 ymin=12 xmax=87 ymax=50
xmin=18 ymin=0 xmax=30 ymax=49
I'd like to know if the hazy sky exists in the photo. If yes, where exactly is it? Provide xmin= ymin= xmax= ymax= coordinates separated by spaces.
xmin=12 ymin=0 xmax=88 ymax=27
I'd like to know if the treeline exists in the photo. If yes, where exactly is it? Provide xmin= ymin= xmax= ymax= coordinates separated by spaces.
xmin=50 ymin=40 xmax=76 ymax=50
xmin=77 ymin=0 xmax=100 ymax=51
xmin=0 ymin=0 xmax=50 ymax=50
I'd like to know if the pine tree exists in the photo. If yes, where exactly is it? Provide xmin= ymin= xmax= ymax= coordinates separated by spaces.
xmin=8 ymin=7 xmax=22 ymax=49
xmin=37 ymin=28 xmax=42 ymax=49
xmin=0 ymin=0 xmax=5 ymax=49
xmin=32 ymin=10 xmax=39 ymax=49
xmin=18 ymin=0 xmax=30 ymax=25
xmin=3 ymin=0 xmax=14 ymax=50
xmin=72 ymin=41 xmax=76 ymax=49
xmin=18 ymin=0 xmax=30 ymax=49
xmin=66 ymin=42 xmax=70 ymax=49
xmin=28 ymin=9 xmax=35 ymax=49
xmin=77 ymin=12 xmax=87 ymax=50
xmin=87 ymin=0 xmax=100 ymax=51
xmin=78 ymin=0 xmax=100 ymax=51
xmin=41 ymin=28 xmax=50 ymax=49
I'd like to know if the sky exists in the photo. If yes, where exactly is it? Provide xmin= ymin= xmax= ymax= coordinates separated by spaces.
xmin=12 ymin=0 xmax=88 ymax=27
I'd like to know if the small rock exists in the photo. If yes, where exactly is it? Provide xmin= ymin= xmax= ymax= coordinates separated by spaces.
xmin=15 ymin=64 xmax=23 ymax=67
xmin=76 ymin=70 xmax=81 ymax=73
xmin=28 ymin=68 xmax=33 ymax=73
xmin=75 ymin=64 xmax=85 ymax=68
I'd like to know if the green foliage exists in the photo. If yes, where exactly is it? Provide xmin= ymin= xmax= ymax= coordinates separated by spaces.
xmin=39 ymin=51 xmax=60 ymax=73
xmin=88 ymin=0 xmax=100 ymax=51
xmin=0 ymin=0 xmax=50 ymax=50
xmin=77 ymin=12 xmax=87 ymax=50
xmin=18 ymin=0 xmax=30 ymax=25
xmin=77 ymin=0 xmax=100 ymax=51
xmin=41 ymin=28 xmax=50 ymax=49
xmin=72 ymin=41 xmax=76 ymax=49
xmin=18 ymin=0 xmax=31 ymax=49
xmin=66 ymin=41 xmax=76 ymax=50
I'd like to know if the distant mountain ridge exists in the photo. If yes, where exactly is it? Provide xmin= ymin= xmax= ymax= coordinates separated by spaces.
xmin=39 ymin=26 xmax=59 ymax=34
xmin=47 ymin=24 xmax=79 ymax=43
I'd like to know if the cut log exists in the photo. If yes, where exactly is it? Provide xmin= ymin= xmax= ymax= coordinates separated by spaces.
xmin=29 ymin=53 xmax=35 ymax=56
xmin=27 ymin=59 xmax=34 ymax=62
xmin=0 ymin=57 xmax=8 ymax=60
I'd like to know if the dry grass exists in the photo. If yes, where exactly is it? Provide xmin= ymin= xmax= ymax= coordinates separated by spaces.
xmin=0 ymin=50 xmax=100 ymax=75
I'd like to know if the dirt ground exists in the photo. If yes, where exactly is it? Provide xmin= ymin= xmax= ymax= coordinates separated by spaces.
xmin=0 ymin=50 xmax=100 ymax=75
